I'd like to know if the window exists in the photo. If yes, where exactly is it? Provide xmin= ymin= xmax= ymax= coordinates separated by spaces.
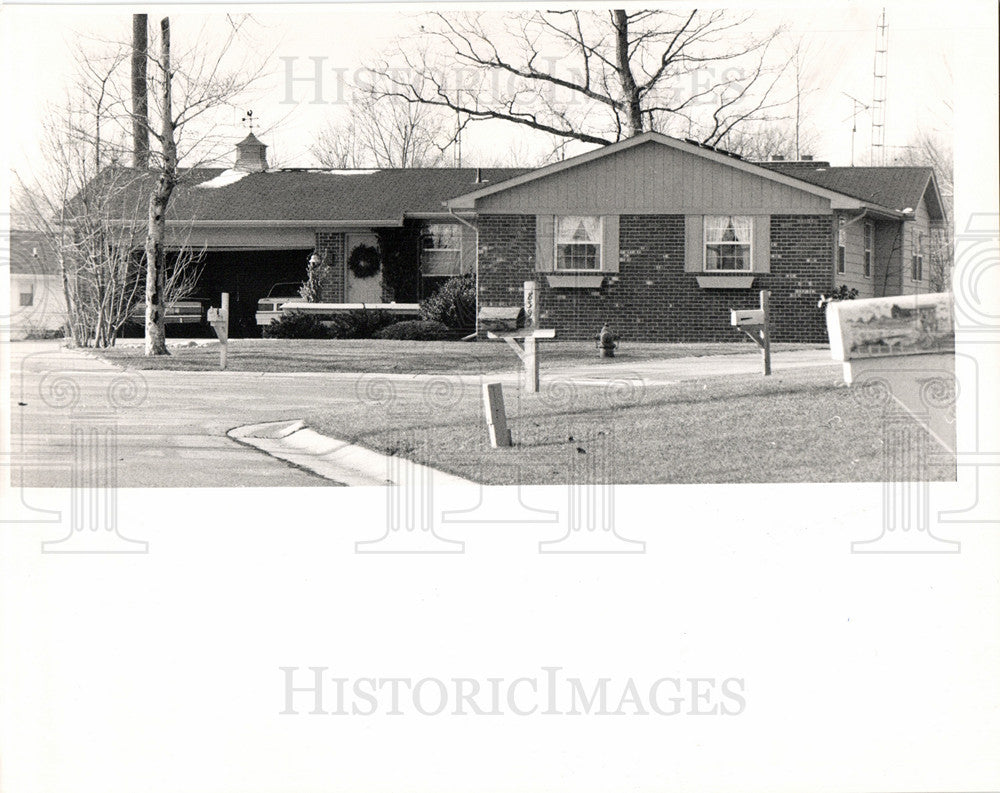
xmin=421 ymin=223 xmax=462 ymax=276
xmin=704 ymin=216 xmax=752 ymax=271
xmin=555 ymin=216 xmax=602 ymax=270
xmin=837 ymin=217 xmax=846 ymax=274
xmin=911 ymin=231 xmax=924 ymax=281
xmin=19 ymin=289 xmax=34 ymax=307
xmin=863 ymin=221 xmax=873 ymax=277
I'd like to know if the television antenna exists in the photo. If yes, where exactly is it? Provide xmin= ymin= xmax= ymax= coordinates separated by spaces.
xmin=841 ymin=92 xmax=871 ymax=166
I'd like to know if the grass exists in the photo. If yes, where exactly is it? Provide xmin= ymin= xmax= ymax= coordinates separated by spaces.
xmin=304 ymin=365 xmax=956 ymax=485
xmin=96 ymin=338 xmax=821 ymax=375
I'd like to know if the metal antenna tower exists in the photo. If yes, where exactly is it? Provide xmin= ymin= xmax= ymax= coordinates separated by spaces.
xmin=871 ymin=9 xmax=888 ymax=165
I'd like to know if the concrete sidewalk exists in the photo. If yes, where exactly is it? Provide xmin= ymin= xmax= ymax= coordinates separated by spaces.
xmin=543 ymin=347 xmax=836 ymax=386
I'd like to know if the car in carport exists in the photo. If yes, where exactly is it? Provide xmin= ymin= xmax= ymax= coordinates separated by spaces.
xmin=255 ymin=282 xmax=303 ymax=327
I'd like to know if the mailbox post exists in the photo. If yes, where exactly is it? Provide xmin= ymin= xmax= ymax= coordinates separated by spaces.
xmin=730 ymin=290 xmax=772 ymax=376
xmin=206 ymin=292 xmax=230 ymax=370
xmin=479 ymin=302 xmax=555 ymax=394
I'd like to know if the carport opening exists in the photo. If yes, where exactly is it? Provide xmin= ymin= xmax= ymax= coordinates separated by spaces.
xmin=121 ymin=248 xmax=310 ymax=339
xmin=195 ymin=249 xmax=310 ymax=337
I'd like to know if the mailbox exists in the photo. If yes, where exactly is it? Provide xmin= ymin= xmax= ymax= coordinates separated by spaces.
xmin=207 ymin=307 xmax=225 ymax=324
xmin=479 ymin=306 xmax=525 ymax=333
xmin=731 ymin=308 xmax=765 ymax=327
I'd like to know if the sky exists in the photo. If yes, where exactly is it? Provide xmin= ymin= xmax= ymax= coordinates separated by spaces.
xmin=0 ymin=1 xmax=963 ymax=179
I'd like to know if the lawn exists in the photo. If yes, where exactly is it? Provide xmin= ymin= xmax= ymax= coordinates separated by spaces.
xmin=304 ymin=365 xmax=956 ymax=485
xmin=96 ymin=338 xmax=820 ymax=375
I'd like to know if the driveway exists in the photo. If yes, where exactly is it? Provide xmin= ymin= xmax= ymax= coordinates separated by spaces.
xmin=5 ymin=341 xmax=838 ymax=487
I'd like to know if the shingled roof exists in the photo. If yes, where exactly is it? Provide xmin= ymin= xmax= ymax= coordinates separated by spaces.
xmin=760 ymin=163 xmax=941 ymax=217
xmin=126 ymin=166 xmax=530 ymax=224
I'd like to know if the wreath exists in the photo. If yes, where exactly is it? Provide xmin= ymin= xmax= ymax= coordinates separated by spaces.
xmin=348 ymin=244 xmax=381 ymax=279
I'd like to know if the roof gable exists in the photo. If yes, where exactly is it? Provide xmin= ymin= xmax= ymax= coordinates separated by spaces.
xmin=448 ymin=132 xmax=879 ymax=212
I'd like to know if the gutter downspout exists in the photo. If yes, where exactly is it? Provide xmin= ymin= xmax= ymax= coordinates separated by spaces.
xmin=448 ymin=205 xmax=479 ymax=340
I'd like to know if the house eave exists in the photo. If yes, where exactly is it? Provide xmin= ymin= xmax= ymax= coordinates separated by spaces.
xmin=162 ymin=218 xmax=406 ymax=229
xmin=446 ymin=131 xmax=875 ymax=211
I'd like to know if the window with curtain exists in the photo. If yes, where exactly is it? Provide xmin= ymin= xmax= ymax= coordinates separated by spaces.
xmin=555 ymin=216 xmax=602 ymax=270
xmin=863 ymin=221 xmax=873 ymax=277
xmin=911 ymin=230 xmax=924 ymax=281
xmin=705 ymin=216 xmax=752 ymax=271
xmin=421 ymin=223 xmax=462 ymax=276
xmin=837 ymin=217 xmax=846 ymax=274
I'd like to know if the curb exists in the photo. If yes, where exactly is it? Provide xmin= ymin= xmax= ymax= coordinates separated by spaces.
xmin=228 ymin=419 xmax=474 ymax=488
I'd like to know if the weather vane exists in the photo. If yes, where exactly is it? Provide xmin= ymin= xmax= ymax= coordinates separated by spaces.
xmin=241 ymin=109 xmax=256 ymax=132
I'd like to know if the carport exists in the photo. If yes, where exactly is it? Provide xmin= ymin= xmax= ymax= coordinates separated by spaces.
xmin=192 ymin=248 xmax=309 ymax=337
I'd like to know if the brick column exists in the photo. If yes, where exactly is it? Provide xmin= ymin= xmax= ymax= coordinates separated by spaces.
xmin=314 ymin=231 xmax=345 ymax=303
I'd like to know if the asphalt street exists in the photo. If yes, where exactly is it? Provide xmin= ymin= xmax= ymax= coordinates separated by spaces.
xmin=4 ymin=340 xmax=837 ymax=488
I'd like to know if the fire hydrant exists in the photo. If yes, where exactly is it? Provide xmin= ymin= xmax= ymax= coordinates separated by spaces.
xmin=597 ymin=324 xmax=618 ymax=358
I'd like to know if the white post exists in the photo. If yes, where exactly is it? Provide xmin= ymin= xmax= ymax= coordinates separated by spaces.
xmin=523 ymin=336 xmax=539 ymax=393
xmin=482 ymin=382 xmax=512 ymax=448
xmin=760 ymin=289 xmax=771 ymax=376
xmin=523 ymin=280 xmax=537 ymax=329
xmin=219 ymin=292 xmax=229 ymax=370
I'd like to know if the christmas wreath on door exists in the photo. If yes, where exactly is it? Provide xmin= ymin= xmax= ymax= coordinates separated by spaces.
xmin=348 ymin=244 xmax=381 ymax=279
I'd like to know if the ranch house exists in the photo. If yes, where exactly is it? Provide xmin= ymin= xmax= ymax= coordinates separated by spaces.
xmin=118 ymin=130 xmax=947 ymax=341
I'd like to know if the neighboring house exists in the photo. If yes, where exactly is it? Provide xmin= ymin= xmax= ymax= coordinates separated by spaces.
xmin=81 ymin=131 xmax=947 ymax=341
xmin=6 ymin=230 xmax=67 ymax=339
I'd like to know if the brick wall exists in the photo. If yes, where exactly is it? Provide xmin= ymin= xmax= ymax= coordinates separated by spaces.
xmin=477 ymin=214 xmax=834 ymax=343
xmin=314 ymin=231 xmax=345 ymax=302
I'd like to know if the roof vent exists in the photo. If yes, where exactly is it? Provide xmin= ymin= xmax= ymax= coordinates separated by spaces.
xmin=234 ymin=133 xmax=268 ymax=173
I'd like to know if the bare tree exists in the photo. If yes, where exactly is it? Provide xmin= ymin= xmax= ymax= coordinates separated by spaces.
xmin=370 ymin=10 xmax=790 ymax=149
xmin=720 ymin=121 xmax=819 ymax=161
xmin=311 ymin=90 xmax=450 ymax=168
xmin=15 ymin=110 xmax=201 ymax=348
xmin=11 ymin=16 xmax=263 ymax=349
xmin=105 ymin=15 xmax=267 ymax=354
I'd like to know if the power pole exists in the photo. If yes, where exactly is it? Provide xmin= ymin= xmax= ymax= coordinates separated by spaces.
xmin=131 ymin=14 xmax=149 ymax=168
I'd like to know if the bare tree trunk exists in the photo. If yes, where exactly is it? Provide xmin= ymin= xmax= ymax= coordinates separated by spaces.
xmin=131 ymin=14 xmax=149 ymax=168
xmin=144 ymin=17 xmax=176 ymax=356
xmin=612 ymin=10 xmax=644 ymax=137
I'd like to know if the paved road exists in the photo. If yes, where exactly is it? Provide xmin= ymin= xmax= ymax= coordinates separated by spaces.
xmin=5 ymin=341 xmax=837 ymax=487
xmin=7 ymin=343 xmax=330 ymax=487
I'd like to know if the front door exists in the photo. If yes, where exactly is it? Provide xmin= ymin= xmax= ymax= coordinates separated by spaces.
xmin=345 ymin=233 xmax=383 ymax=303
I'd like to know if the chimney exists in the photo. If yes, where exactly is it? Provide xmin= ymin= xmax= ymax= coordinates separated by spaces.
xmin=234 ymin=132 xmax=268 ymax=172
